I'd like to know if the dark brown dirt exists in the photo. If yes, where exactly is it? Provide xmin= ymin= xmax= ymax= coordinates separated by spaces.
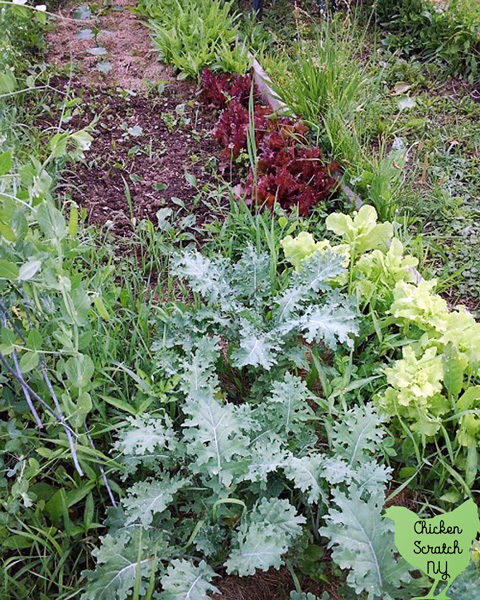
xmin=43 ymin=0 xmax=228 ymax=235
xmin=48 ymin=80 xmax=225 ymax=234
xmin=213 ymin=566 xmax=342 ymax=600
xmin=385 ymin=485 xmax=419 ymax=511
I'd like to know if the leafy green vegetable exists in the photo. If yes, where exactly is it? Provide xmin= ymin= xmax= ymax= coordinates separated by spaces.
xmin=354 ymin=238 xmax=418 ymax=308
xmin=123 ymin=476 xmax=189 ymax=527
xmin=81 ymin=531 xmax=163 ymax=600
xmin=390 ymin=279 xmax=448 ymax=332
xmin=226 ymin=498 xmax=305 ymax=575
xmin=320 ymin=488 xmax=412 ymax=600
xmin=160 ymin=560 xmax=219 ymax=600
xmin=326 ymin=205 xmax=393 ymax=254
xmin=139 ymin=0 xmax=250 ymax=77
xmin=183 ymin=391 xmax=252 ymax=488
xmin=330 ymin=404 xmax=387 ymax=465
xmin=169 ymin=245 xmax=358 ymax=368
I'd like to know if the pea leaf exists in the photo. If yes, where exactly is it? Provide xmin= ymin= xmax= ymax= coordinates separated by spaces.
xmin=18 ymin=260 xmax=41 ymax=281
xmin=19 ymin=351 xmax=39 ymax=373
xmin=37 ymin=202 xmax=67 ymax=240
xmin=0 ymin=151 xmax=12 ymax=176
xmin=0 ymin=259 xmax=19 ymax=280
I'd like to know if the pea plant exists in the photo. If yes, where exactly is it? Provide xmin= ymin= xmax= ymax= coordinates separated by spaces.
xmin=0 ymin=128 xmax=117 ymax=519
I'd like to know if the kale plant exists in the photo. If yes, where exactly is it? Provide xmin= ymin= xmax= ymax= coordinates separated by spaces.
xmin=82 ymin=246 xmax=416 ymax=600
xmin=160 ymin=244 xmax=357 ymax=374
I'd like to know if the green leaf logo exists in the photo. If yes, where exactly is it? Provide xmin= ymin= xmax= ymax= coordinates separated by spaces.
xmin=384 ymin=499 xmax=480 ymax=599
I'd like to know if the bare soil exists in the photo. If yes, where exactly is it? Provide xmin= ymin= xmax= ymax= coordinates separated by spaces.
xmin=48 ymin=80 xmax=223 ymax=234
xmin=45 ymin=0 xmax=227 ymax=235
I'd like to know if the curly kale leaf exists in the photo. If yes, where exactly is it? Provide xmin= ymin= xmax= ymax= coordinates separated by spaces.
xmin=283 ymin=454 xmax=327 ymax=505
xmin=240 ymin=433 xmax=287 ymax=487
xmin=122 ymin=476 xmax=189 ymax=527
xmin=193 ymin=523 xmax=227 ymax=558
xmin=232 ymin=321 xmax=281 ymax=370
xmin=160 ymin=559 xmax=219 ymax=600
xmin=81 ymin=531 xmax=165 ymax=600
xmin=351 ymin=460 xmax=392 ymax=496
xmin=330 ymin=403 xmax=387 ymax=465
xmin=114 ymin=414 xmax=177 ymax=456
xmin=230 ymin=243 xmax=271 ymax=301
xmin=182 ymin=393 xmax=253 ymax=488
xmin=321 ymin=456 xmax=355 ymax=486
xmin=225 ymin=498 xmax=306 ymax=576
xmin=292 ymin=250 xmax=346 ymax=293
xmin=296 ymin=297 xmax=358 ymax=349
xmin=262 ymin=372 xmax=316 ymax=437
xmin=173 ymin=251 xmax=236 ymax=310
xmin=319 ymin=488 xmax=412 ymax=600
xmin=180 ymin=342 xmax=220 ymax=399
xmin=113 ymin=414 xmax=180 ymax=478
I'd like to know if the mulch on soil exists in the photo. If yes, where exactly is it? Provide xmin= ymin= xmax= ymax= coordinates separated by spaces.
xmin=45 ymin=0 xmax=228 ymax=235
xmin=47 ymin=0 xmax=173 ymax=91
xmin=214 ymin=566 xmax=342 ymax=600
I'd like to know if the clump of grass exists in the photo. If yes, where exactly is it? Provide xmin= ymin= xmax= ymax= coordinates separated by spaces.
xmin=268 ymin=15 xmax=404 ymax=220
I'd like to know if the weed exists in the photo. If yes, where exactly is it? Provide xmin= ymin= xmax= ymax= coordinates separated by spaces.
xmin=370 ymin=0 xmax=480 ymax=83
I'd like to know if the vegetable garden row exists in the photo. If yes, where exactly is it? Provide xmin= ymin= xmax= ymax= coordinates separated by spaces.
xmin=1 ymin=0 xmax=480 ymax=599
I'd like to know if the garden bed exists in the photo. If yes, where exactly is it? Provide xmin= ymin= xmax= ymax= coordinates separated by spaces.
xmin=48 ymin=79 xmax=223 ymax=234
xmin=42 ymin=0 xmax=228 ymax=234
xmin=1 ymin=1 xmax=479 ymax=599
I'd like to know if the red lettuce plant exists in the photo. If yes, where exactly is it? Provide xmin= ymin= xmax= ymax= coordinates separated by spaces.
xmin=213 ymin=102 xmax=273 ymax=161
xmin=213 ymin=100 xmax=250 ymax=159
xmin=199 ymin=68 xmax=254 ymax=109
xmin=201 ymin=68 xmax=339 ymax=215
xmin=246 ymin=136 xmax=339 ymax=216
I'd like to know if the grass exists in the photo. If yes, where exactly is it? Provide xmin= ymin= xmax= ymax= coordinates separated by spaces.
xmin=374 ymin=58 xmax=480 ymax=307
xmin=254 ymin=14 xmax=407 ymax=221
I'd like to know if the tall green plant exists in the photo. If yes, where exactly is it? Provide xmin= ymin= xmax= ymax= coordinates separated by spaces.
xmin=82 ymin=245 xmax=418 ymax=600
xmin=371 ymin=0 xmax=480 ymax=83
xmin=268 ymin=17 xmax=404 ymax=220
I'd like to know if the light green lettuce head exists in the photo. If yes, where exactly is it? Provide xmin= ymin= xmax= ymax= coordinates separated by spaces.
xmin=354 ymin=238 xmax=419 ymax=308
xmin=281 ymin=232 xmax=332 ymax=270
xmin=326 ymin=205 xmax=393 ymax=254
xmin=378 ymin=345 xmax=449 ymax=437
xmin=390 ymin=279 xmax=449 ymax=333
xmin=391 ymin=281 xmax=480 ymax=373
xmin=438 ymin=307 xmax=480 ymax=369
xmin=385 ymin=346 xmax=443 ymax=405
